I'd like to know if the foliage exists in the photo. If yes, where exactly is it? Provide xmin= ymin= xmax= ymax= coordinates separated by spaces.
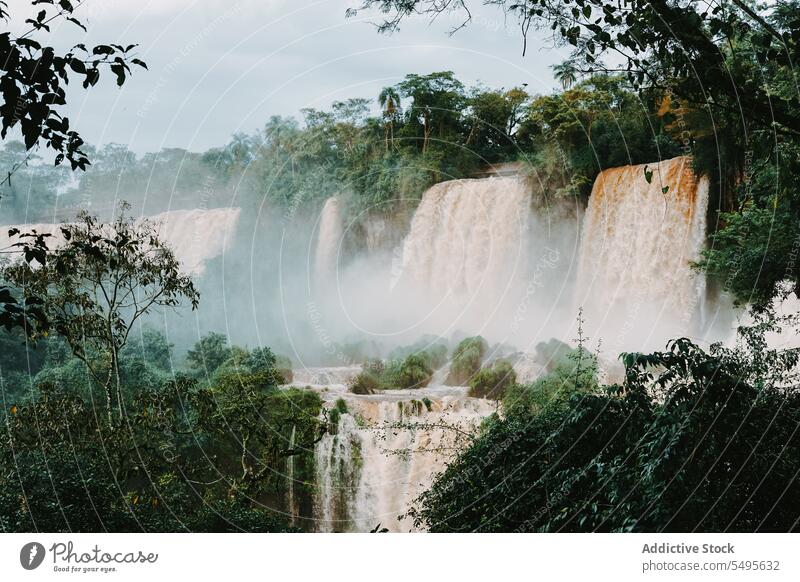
xmin=0 ymin=353 xmax=322 ymax=532
xmin=445 ymin=336 xmax=487 ymax=386
xmin=0 ymin=1 xmax=146 ymax=175
xmin=2 ymin=208 xmax=199 ymax=427
xmin=467 ymin=358 xmax=516 ymax=400
xmin=504 ymin=344 xmax=598 ymax=416
xmin=329 ymin=397 xmax=349 ymax=428
xmin=381 ymin=353 xmax=434 ymax=389
xmin=411 ymin=322 xmax=800 ymax=532
xmin=387 ymin=338 xmax=448 ymax=370
xmin=349 ymin=369 xmax=382 ymax=394
xmin=186 ymin=332 xmax=232 ymax=378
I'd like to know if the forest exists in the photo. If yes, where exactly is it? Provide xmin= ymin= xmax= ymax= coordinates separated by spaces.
xmin=1 ymin=0 xmax=799 ymax=533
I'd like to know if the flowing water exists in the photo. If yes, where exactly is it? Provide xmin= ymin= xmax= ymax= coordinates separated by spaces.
xmin=0 ymin=207 xmax=240 ymax=276
xmin=315 ymin=197 xmax=343 ymax=285
xmin=399 ymin=176 xmax=534 ymax=310
xmin=296 ymin=369 xmax=495 ymax=532
xmin=575 ymin=156 xmax=709 ymax=350
xmin=4 ymin=158 xmax=727 ymax=531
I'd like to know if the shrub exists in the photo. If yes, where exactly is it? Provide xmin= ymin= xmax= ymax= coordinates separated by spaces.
xmin=349 ymin=371 xmax=381 ymax=394
xmin=503 ymin=345 xmax=597 ymax=417
xmin=329 ymin=398 xmax=348 ymax=428
xmin=382 ymin=353 xmax=433 ymax=389
xmin=468 ymin=359 xmax=516 ymax=400
xmin=388 ymin=339 xmax=448 ymax=371
xmin=446 ymin=336 xmax=488 ymax=386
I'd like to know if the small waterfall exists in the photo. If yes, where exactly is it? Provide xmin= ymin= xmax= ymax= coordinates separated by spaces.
xmin=0 ymin=207 xmax=240 ymax=276
xmin=576 ymin=156 xmax=709 ymax=349
xmin=315 ymin=197 xmax=343 ymax=284
xmin=313 ymin=385 xmax=494 ymax=532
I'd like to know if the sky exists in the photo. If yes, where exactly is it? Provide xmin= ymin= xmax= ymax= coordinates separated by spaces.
xmin=10 ymin=0 xmax=567 ymax=153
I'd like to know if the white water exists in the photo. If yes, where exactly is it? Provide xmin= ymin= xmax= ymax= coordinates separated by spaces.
xmin=0 ymin=207 xmax=240 ymax=276
xmin=315 ymin=197 xmax=343 ymax=285
xmin=575 ymin=156 xmax=710 ymax=351
xmin=305 ymin=372 xmax=494 ymax=532
xmin=315 ymin=175 xmax=581 ymax=349
xmin=399 ymin=176 xmax=533 ymax=309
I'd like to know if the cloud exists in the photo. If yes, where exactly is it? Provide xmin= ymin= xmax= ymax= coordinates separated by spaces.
xmin=22 ymin=0 xmax=565 ymax=153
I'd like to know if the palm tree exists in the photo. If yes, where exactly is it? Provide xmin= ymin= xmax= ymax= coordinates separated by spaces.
xmin=378 ymin=86 xmax=401 ymax=151
xmin=553 ymin=61 xmax=578 ymax=90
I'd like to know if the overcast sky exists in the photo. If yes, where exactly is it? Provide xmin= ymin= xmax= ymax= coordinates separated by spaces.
xmin=12 ymin=0 xmax=567 ymax=153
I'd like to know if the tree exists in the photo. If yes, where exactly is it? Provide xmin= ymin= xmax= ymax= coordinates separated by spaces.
xmin=0 ymin=0 xmax=146 ymax=177
xmin=0 ymin=0 xmax=147 ymax=337
xmin=412 ymin=322 xmax=800 ymax=532
xmin=186 ymin=332 xmax=232 ymax=378
xmin=378 ymin=86 xmax=401 ymax=151
xmin=2 ymin=207 xmax=199 ymax=427
xmin=465 ymin=85 xmax=530 ymax=161
xmin=349 ymin=1 xmax=800 ymax=308
xmin=445 ymin=336 xmax=487 ymax=386
xmin=396 ymin=72 xmax=466 ymax=153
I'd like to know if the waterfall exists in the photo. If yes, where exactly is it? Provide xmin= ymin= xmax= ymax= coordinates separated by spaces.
xmin=575 ymin=156 xmax=709 ymax=349
xmin=308 ymin=376 xmax=494 ymax=532
xmin=0 ymin=207 xmax=240 ymax=276
xmin=148 ymin=207 xmax=240 ymax=276
xmin=315 ymin=197 xmax=343 ymax=284
xmin=400 ymin=176 xmax=533 ymax=303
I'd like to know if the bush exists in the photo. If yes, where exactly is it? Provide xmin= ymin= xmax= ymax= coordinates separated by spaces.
xmin=412 ymin=326 xmax=800 ymax=533
xmin=382 ymin=353 xmax=433 ymax=389
xmin=468 ymin=359 xmax=516 ymax=400
xmin=349 ymin=371 xmax=381 ymax=394
xmin=503 ymin=345 xmax=597 ymax=417
xmin=329 ymin=397 xmax=349 ymax=428
xmin=387 ymin=338 xmax=448 ymax=371
xmin=445 ymin=336 xmax=488 ymax=386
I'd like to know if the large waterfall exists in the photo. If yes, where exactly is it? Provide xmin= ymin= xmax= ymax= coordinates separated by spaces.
xmin=399 ymin=176 xmax=533 ymax=306
xmin=0 ymin=207 xmax=240 ymax=276
xmin=575 ymin=156 xmax=709 ymax=349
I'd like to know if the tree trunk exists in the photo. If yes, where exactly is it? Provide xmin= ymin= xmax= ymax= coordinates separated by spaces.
xmin=112 ymin=348 xmax=124 ymax=423
xmin=423 ymin=112 xmax=431 ymax=153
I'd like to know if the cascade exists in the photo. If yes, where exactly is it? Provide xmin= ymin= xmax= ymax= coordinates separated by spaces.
xmin=315 ymin=197 xmax=343 ymax=284
xmin=575 ymin=156 xmax=709 ymax=349
xmin=307 ymin=374 xmax=494 ymax=532
xmin=0 ymin=207 xmax=240 ymax=276
xmin=399 ymin=176 xmax=533 ymax=305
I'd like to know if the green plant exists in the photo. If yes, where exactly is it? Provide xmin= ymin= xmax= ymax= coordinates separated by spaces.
xmin=446 ymin=336 xmax=487 ymax=386
xmin=468 ymin=359 xmax=516 ymax=400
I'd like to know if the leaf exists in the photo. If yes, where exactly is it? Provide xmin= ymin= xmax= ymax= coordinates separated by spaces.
xmin=92 ymin=44 xmax=114 ymax=56
xmin=110 ymin=63 xmax=126 ymax=86
xmin=69 ymin=58 xmax=86 ymax=74
xmin=643 ymin=166 xmax=653 ymax=184
xmin=66 ymin=17 xmax=87 ymax=32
